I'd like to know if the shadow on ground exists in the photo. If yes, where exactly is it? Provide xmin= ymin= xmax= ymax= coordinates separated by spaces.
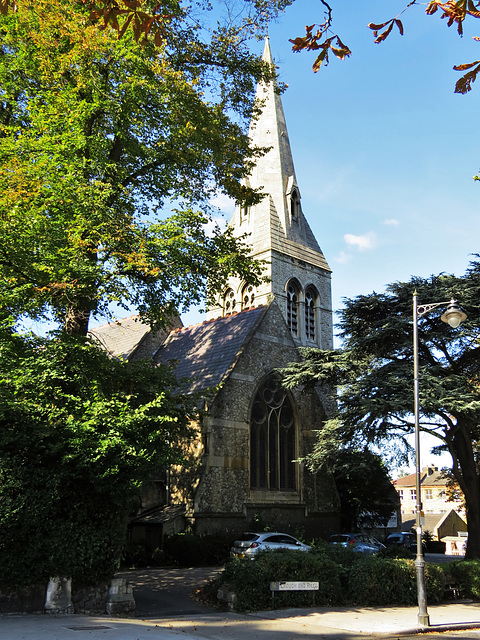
xmin=116 ymin=566 xmax=223 ymax=618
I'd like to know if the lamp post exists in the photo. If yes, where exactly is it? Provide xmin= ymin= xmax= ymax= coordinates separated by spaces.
xmin=412 ymin=291 xmax=466 ymax=627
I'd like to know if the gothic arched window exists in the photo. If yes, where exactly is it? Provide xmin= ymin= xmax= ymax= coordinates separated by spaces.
xmin=286 ymin=282 xmax=299 ymax=336
xmin=242 ymin=283 xmax=255 ymax=310
xmin=250 ymin=376 xmax=296 ymax=491
xmin=305 ymin=286 xmax=317 ymax=341
xmin=290 ymin=187 xmax=300 ymax=221
xmin=223 ymin=288 xmax=236 ymax=316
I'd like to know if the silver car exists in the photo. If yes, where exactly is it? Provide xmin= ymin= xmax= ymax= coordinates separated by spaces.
xmin=328 ymin=533 xmax=385 ymax=555
xmin=230 ymin=532 xmax=311 ymax=559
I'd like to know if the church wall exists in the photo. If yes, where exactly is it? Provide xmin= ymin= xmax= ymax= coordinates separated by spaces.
xmin=192 ymin=303 xmax=340 ymax=539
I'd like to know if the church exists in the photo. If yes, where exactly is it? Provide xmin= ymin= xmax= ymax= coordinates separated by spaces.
xmin=92 ymin=38 xmax=340 ymax=541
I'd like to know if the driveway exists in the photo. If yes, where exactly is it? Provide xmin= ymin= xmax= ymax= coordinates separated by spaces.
xmin=116 ymin=567 xmax=223 ymax=618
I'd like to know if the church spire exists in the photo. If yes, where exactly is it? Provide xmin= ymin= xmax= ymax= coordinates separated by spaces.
xmin=208 ymin=38 xmax=333 ymax=350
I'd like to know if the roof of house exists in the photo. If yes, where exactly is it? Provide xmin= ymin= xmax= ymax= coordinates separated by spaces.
xmin=154 ymin=305 xmax=268 ymax=394
xmin=401 ymin=509 xmax=467 ymax=535
xmin=393 ymin=467 xmax=448 ymax=488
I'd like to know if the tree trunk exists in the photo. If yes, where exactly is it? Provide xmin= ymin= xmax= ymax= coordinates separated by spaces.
xmin=64 ymin=305 xmax=91 ymax=337
xmin=451 ymin=423 xmax=480 ymax=559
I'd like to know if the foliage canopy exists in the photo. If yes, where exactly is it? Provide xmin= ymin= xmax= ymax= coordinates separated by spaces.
xmin=0 ymin=0 xmax=280 ymax=335
xmin=0 ymin=333 xmax=195 ymax=589
xmin=281 ymin=258 xmax=480 ymax=557
xmin=0 ymin=0 xmax=288 ymax=589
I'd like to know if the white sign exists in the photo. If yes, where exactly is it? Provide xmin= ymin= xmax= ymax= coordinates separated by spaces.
xmin=270 ymin=581 xmax=319 ymax=591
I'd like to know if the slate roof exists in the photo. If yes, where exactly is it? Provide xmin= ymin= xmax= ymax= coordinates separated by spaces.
xmin=154 ymin=306 xmax=268 ymax=394
xmin=89 ymin=314 xmax=182 ymax=361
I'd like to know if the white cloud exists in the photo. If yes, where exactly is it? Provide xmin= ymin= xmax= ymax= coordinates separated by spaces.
xmin=209 ymin=192 xmax=236 ymax=216
xmin=344 ymin=231 xmax=377 ymax=251
xmin=383 ymin=218 xmax=400 ymax=226
xmin=334 ymin=251 xmax=352 ymax=264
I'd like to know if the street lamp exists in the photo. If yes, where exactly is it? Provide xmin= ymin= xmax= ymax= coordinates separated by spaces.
xmin=412 ymin=291 xmax=466 ymax=627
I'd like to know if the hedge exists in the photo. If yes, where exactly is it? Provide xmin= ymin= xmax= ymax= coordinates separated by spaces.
xmin=445 ymin=560 xmax=480 ymax=600
xmin=216 ymin=547 xmax=446 ymax=611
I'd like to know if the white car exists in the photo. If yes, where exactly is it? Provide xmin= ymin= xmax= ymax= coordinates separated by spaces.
xmin=230 ymin=532 xmax=311 ymax=559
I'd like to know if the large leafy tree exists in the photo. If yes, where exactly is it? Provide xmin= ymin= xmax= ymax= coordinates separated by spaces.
xmin=0 ymin=0 xmax=289 ymax=588
xmin=0 ymin=0 xmax=281 ymax=335
xmin=307 ymin=444 xmax=398 ymax=533
xmin=0 ymin=332 xmax=196 ymax=589
xmin=281 ymin=258 xmax=480 ymax=558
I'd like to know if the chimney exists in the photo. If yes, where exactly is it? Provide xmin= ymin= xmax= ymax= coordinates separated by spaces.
xmin=422 ymin=465 xmax=437 ymax=476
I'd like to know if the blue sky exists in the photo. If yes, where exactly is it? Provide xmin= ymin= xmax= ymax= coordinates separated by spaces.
xmin=198 ymin=2 xmax=480 ymax=473
xmin=267 ymin=1 xmax=479 ymax=322
xmin=187 ymin=1 xmax=479 ymax=331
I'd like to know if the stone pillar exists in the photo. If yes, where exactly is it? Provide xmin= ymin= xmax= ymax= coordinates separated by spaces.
xmin=45 ymin=577 xmax=74 ymax=614
xmin=106 ymin=577 xmax=135 ymax=615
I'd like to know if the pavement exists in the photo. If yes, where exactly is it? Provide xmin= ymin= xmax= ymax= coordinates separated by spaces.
xmin=1 ymin=601 xmax=480 ymax=640
xmin=2 ymin=560 xmax=480 ymax=640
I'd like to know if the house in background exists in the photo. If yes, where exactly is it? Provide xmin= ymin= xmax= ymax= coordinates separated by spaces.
xmin=393 ymin=465 xmax=467 ymax=541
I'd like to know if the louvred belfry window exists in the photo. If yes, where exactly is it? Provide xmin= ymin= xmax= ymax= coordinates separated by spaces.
xmin=250 ymin=376 xmax=296 ymax=491
xmin=286 ymin=283 xmax=298 ymax=336
xmin=305 ymin=287 xmax=316 ymax=340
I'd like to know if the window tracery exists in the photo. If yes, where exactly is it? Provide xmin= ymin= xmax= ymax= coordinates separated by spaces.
xmin=223 ymin=288 xmax=236 ymax=316
xmin=242 ymin=284 xmax=255 ymax=310
xmin=250 ymin=376 xmax=296 ymax=491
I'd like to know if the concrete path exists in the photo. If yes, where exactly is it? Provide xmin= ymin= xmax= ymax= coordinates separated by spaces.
xmin=115 ymin=567 xmax=222 ymax=617
xmin=1 ymin=602 xmax=480 ymax=640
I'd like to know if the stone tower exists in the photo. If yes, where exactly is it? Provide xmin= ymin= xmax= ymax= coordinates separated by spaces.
xmin=207 ymin=37 xmax=333 ymax=350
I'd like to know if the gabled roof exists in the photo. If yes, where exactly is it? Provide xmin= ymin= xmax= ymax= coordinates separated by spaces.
xmin=393 ymin=467 xmax=448 ymax=488
xmin=401 ymin=509 xmax=467 ymax=536
xmin=89 ymin=314 xmax=182 ymax=361
xmin=154 ymin=306 xmax=268 ymax=393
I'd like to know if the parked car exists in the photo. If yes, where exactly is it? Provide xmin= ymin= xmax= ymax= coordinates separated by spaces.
xmin=230 ymin=532 xmax=311 ymax=559
xmin=328 ymin=533 xmax=386 ymax=555
xmin=385 ymin=531 xmax=426 ymax=553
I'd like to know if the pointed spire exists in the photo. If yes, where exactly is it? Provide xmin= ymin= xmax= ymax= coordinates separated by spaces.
xmin=248 ymin=37 xmax=296 ymax=235
xmin=208 ymin=38 xmax=332 ymax=350
xmin=262 ymin=34 xmax=273 ymax=64
xmin=246 ymin=37 xmax=323 ymax=257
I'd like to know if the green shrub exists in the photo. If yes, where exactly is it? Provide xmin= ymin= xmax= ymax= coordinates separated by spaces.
xmin=445 ymin=560 xmax=480 ymax=600
xmin=213 ymin=548 xmax=446 ymax=612
xmin=221 ymin=550 xmax=342 ymax=612
xmin=379 ymin=545 xmax=414 ymax=559
xmin=347 ymin=557 xmax=415 ymax=605
xmin=347 ymin=556 xmax=444 ymax=606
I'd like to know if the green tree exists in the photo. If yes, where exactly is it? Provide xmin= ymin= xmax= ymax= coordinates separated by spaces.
xmin=304 ymin=441 xmax=398 ymax=533
xmin=0 ymin=0 xmax=287 ymax=589
xmin=0 ymin=332 xmax=196 ymax=589
xmin=0 ymin=0 xmax=279 ymax=335
xmin=281 ymin=258 xmax=480 ymax=558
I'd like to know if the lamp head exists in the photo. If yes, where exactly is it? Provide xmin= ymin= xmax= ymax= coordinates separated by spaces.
xmin=441 ymin=299 xmax=467 ymax=329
